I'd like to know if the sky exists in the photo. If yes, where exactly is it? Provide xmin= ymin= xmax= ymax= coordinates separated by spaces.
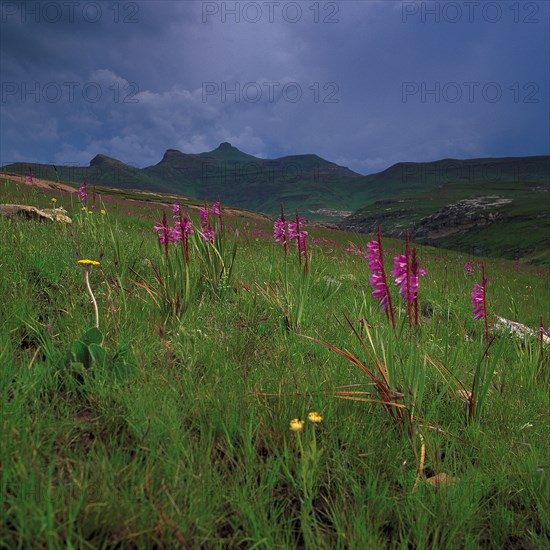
xmin=1 ymin=0 xmax=549 ymax=175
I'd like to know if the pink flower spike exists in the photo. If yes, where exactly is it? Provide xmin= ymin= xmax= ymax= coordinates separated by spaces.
xmin=274 ymin=218 xmax=287 ymax=244
xmin=366 ymin=229 xmax=395 ymax=327
xmin=471 ymin=261 xmax=489 ymax=340
xmin=79 ymin=181 xmax=88 ymax=206
xmin=288 ymin=218 xmax=308 ymax=242
xmin=471 ymin=282 xmax=486 ymax=320
xmin=288 ymin=211 xmax=309 ymax=269
xmin=153 ymin=212 xmax=177 ymax=256
xmin=274 ymin=204 xmax=288 ymax=256
xmin=392 ymin=252 xmax=425 ymax=304
xmin=175 ymin=216 xmax=193 ymax=237
xmin=202 ymin=227 xmax=215 ymax=243
xmin=200 ymin=202 xmax=215 ymax=242
xmin=200 ymin=206 xmax=208 ymax=223
xmin=212 ymin=200 xmax=221 ymax=216
xmin=366 ymin=240 xmax=382 ymax=272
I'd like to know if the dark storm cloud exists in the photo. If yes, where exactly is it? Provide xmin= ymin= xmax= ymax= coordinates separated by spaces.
xmin=1 ymin=1 xmax=548 ymax=173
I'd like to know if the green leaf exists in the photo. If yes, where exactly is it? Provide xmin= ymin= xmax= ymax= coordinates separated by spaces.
xmin=71 ymin=340 xmax=90 ymax=367
xmin=80 ymin=327 xmax=104 ymax=347
xmin=89 ymin=343 xmax=107 ymax=368
xmin=112 ymin=359 xmax=134 ymax=382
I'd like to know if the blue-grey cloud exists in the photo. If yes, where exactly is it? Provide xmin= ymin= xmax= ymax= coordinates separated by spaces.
xmin=1 ymin=0 xmax=548 ymax=174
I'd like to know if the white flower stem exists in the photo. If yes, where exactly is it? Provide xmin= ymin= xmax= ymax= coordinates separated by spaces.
xmin=84 ymin=269 xmax=99 ymax=328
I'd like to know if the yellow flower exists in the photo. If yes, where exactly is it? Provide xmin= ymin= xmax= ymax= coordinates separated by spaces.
xmin=50 ymin=197 xmax=57 ymax=203
xmin=100 ymin=209 xmax=107 ymax=215
xmin=290 ymin=419 xmax=305 ymax=432
xmin=81 ymin=206 xmax=87 ymax=211
xmin=88 ymin=210 xmax=93 ymax=215
xmin=308 ymin=412 xmax=323 ymax=424
xmin=493 ymin=370 xmax=498 ymax=376
xmin=78 ymin=259 xmax=100 ymax=266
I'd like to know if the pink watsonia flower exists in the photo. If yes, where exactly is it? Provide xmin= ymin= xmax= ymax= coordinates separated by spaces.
xmin=200 ymin=205 xmax=208 ymax=223
xmin=274 ymin=204 xmax=288 ymax=256
xmin=79 ymin=181 xmax=87 ymax=206
xmin=26 ymin=168 xmax=33 ymax=185
xmin=172 ymin=201 xmax=182 ymax=218
xmin=392 ymin=255 xmax=409 ymax=300
xmin=203 ymin=226 xmax=215 ymax=243
xmin=211 ymin=200 xmax=224 ymax=233
xmin=471 ymin=284 xmax=486 ymax=320
xmin=274 ymin=218 xmax=287 ymax=244
xmin=471 ymin=261 xmax=489 ymax=340
xmin=288 ymin=216 xmax=308 ymax=242
xmin=153 ymin=211 xmax=177 ymax=257
xmin=369 ymin=273 xmax=391 ymax=311
xmin=175 ymin=216 xmax=193 ymax=237
xmin=347 ymin=243 xmax=362 ymax=255
xmin=366 ymin=228 xmax=396 ymax=328
xmin=366 ymin=240 xmax=382 ymax=272
xmin=200 ymin=203 xmax=215 ymax=243
xmin=175 ymin=214 xmax=193 ymax=265
xmin=392 ymin=243 xmax=426 ymax=305
xmin=465 ymin=261 xmax=481 ymax=274
xmin=393 ymin=243 xmax=418 ymax=329
xmin=288 ymin=210 xmax=309 ymax=272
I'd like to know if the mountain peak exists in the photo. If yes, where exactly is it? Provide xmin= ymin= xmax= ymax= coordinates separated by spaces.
xmin=89 ymin=154 xmax=121 ymax=167
xmin=200 ymin=142 xmax=259 ymax=162
xmin=160 ymin=149 xmax=188 ymax=163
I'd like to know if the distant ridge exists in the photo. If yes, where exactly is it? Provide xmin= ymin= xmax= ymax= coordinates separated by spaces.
xmin=1 ymin=142 xmax=364 ymax=215
xmin=2 ymin=147 xmax=549 ymax=262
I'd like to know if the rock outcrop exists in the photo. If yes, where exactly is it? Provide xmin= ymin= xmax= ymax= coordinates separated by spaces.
xmin=0 ymin=204 xmax=72 ymax=224
xmin=412 ymin=196 xmax=512 ymax=242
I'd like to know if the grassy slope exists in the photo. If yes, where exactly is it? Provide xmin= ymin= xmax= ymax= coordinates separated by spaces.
xmin=342 ymin=158 xmax=550 ymax=265
xmin=1 ymin=177 xmax=549 ymax=548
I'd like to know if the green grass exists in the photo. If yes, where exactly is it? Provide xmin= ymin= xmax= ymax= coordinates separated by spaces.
xmin=1 ymin=178 xmax=549 ymax=548
xmin=345 ymin=174 xmax=550 ymax=265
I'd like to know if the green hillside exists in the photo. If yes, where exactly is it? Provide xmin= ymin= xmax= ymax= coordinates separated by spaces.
xmin=341 ymin=157 xmax=550 ymax=265
xmin=2 ymin=151 xmax=549 ymax=263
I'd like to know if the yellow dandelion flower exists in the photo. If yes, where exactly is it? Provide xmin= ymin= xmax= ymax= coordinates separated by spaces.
xmin=81 ymin=206 xmax=87 ymax=211
xmin=308 ymin=412 xmax=323 ymax=424
xmin=290 ymin=419 xmax=305 ymax=432
xmin=50 ymin=197 xmax=57 ymax=203
xmin=78 ymin=259 xmax=100 ymax=266
xmin=88 ymin=210 xmax=93 ymax=215
xmin=100 ymin=209 xmax=107 ymax=215
xmin=493 ymin=370 xmax=498 ymax=376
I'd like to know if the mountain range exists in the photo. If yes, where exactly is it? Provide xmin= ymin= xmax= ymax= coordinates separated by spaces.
xmin=2 ymin=145 xmax=549 ymax=263
xmin=1 ymin=143 xmax=363 ymax=216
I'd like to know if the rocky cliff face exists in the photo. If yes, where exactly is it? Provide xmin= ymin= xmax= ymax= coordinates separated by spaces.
xmin=411 ymin=196 xmax=512 ymax=242
xmin=339 ymin=195 xmax=520 ymax=242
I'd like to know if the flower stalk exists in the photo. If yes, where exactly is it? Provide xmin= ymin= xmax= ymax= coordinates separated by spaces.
xmin=471 ymin=261 xmax=489 ymax=340
xmin=367 ymin=227 xmax=395 ymax=328
xmin=78 ymin=259 xmax=101 ymax=328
